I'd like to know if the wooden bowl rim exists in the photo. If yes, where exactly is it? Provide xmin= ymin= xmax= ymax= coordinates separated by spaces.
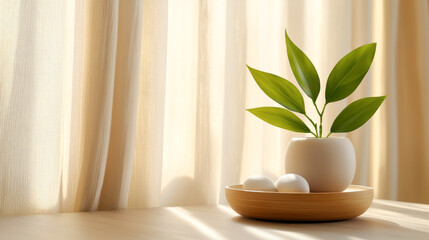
xmin=226 ymin=184 xmax=373 ymax=195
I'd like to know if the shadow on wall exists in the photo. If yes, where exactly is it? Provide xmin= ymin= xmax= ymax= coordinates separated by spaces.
xmin=160 ymin=176 xmax=205 ymax=207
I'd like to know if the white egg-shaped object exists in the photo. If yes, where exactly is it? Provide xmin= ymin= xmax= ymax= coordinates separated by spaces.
xmin=243 ymin=175 xmax=277 ymax=191
xmin=275 ymin=174 xmax=310 ymax=193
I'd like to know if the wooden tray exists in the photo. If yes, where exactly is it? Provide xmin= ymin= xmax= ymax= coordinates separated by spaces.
xmin=225 ymin=184 xmax=373 ymax=222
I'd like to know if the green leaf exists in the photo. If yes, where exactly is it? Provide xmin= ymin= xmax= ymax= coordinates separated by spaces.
xmin=247 ymin=107 xmax=311 ymax=133
xmin=325 ymin=43 xmax=377 ymax=103
xmin=285 ymin=30 xmax=320 ymax=101
xmin=331 ymin=96 xmax=386 ymax=133
xmin=247 ymin=65 xmax=306 ymax=114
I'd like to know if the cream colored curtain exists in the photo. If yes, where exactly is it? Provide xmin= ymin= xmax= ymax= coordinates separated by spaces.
xmin=0 ymin=0 xmax=428 ymax=216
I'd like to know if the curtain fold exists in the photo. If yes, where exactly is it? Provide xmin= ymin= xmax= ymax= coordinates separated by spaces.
xmin=98 ymin=0 xmax=143 ymax=211
xmin=73 ymin=0 xmax=119 ymax=212
xmin=395 ymin=0 xmax=429 ymax=202
xmin=0 ymin=0 xmax=71 ymax=215
xmin=128 ymin=0 xmax=168 ymax=209
xmin=0 ymin=0 xmax=428 ymax=216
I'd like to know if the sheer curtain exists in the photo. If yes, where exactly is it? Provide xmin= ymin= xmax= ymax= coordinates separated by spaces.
xmin=0 ymin=0 xmax=428 ymax=216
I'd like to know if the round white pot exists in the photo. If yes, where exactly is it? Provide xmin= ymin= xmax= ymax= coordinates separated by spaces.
xmin=285 ymin=137 xmax=356 ymax=192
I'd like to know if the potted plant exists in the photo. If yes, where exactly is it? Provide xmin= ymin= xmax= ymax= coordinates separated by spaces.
xmin=247 ymin=29 xmax=385 ymax=192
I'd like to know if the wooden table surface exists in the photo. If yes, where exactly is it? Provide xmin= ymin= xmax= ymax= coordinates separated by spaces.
xmin=0 ymin=199 xmax=428 ymax=240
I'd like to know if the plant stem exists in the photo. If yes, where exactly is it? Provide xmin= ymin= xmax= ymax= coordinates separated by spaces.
xmin=319 ymin=103 xmax=327 ymax=138
xmin=310 ymin=131 xmax=317 ymax=138
xmin=312 ymin=101 xmax=324 ymax=138
xmin=326 ymin=132 xmax=332 ymax=138
xmin=321 ymin=103 xmax=327 ymax=116
xmin=315 ymin=123 xmax=319 ymax=137
xmin=304 ymin=114 xmax=318 ymax=137
xmin=312 ymin=101 xmax=321 ymax=116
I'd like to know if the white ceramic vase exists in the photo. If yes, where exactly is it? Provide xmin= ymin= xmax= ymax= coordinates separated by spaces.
xmin=285 ymin=137 xmax=356 ymax=192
